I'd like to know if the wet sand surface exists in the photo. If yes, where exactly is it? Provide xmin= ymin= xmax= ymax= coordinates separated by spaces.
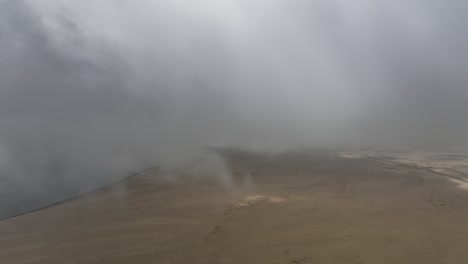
xmin=2 ymin=151 xmax=468 ymax=264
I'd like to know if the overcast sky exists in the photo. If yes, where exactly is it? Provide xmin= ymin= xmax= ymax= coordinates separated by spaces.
xmin=1 ymin=0 xmax=468 ymax=218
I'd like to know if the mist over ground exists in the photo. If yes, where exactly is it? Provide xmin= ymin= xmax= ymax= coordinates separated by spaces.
xmin=1 ymin=0 xmax=468 ymax=218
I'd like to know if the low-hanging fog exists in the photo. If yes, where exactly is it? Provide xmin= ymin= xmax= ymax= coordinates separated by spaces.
xmin=1 ymin=0 xmax=468 ymax=218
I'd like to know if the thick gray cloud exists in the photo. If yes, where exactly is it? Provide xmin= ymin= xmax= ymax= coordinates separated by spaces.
xmin=1 ymin=0 xmax=468 ymax=218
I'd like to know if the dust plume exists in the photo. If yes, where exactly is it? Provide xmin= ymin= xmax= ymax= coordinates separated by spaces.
xmin=1 ymin=0 xmax=468 ymax=218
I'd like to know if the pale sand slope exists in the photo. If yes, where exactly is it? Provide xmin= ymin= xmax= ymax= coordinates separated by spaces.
xmin=354 ymin=150 xmax=468 ymax=184
xmin=1 ymin=151 xmax=468 ymax=264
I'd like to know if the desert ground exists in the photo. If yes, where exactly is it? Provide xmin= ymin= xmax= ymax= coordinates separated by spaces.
xmin=1 ymin=150 xmax=468 ymax=264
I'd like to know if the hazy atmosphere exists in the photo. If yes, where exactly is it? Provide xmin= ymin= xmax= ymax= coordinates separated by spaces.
xmin=1 ymin=0 xmax=468 ymax=218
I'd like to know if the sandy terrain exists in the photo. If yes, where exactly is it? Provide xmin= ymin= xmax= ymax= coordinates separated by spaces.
xmin=1 ymin=150 xmax=468 ymax=264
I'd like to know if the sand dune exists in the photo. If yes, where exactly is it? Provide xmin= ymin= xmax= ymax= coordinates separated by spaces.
xmin=1 ymin=150 xmax=468 ymax=264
